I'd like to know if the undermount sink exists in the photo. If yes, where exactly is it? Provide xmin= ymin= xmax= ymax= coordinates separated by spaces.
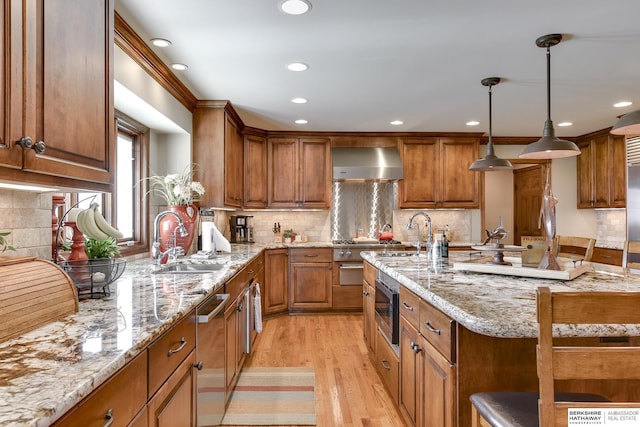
xmin=153 ymin=263 xmax=225 ymax=274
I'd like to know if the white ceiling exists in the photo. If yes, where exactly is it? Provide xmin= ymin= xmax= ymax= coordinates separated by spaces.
xmin=115 ymin=0 xmax=640 ymax=137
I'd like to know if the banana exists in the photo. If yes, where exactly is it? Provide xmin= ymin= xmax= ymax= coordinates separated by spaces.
xmin=75 ymin=208 xmax=89 ymax=234
xmin=77 ymin=206 xmax=110 ymax=240
xmin=91 ymin=203 xmax=123 ymax=239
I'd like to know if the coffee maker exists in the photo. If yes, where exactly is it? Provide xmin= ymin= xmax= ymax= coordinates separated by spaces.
xmin=229 ymin=215 xmax=254 ymax=243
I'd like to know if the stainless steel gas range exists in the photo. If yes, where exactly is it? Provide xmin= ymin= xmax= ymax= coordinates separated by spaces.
xmin=333 ymin=239 xmax=405 ymax=287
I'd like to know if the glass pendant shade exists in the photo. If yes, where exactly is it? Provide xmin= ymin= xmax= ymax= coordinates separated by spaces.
xmin=469 ymin=77 xmax=513 ymax=171
xmin=520 ymin=34 xmax=580 ymax=160
xmin=611 ymin=109 xmax=640 ymax=135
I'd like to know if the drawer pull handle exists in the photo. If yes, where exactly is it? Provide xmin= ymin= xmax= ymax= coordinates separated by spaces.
xmin=168 ymin=337 xmax=187 ymax=356
xmin=247 ymin=269 xmax=255 ymax=275
xmin=402 ymin=301 xmax=414 ymax=311
xmin=424 ymin=321 xmax=441 ymax=335
xmin=304 ymin=254 xmax=319 ymax=257
xmin=600 ymin=255 xmax=613 ymax=259
xmin=381 ymin=358 xmax=391 ymax=371
xmin=104 ymin=408 xmax=114 ymax=427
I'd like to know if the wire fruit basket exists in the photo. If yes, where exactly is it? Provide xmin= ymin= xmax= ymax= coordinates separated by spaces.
xmin=58 ymin=258 xmax=126 ymax=299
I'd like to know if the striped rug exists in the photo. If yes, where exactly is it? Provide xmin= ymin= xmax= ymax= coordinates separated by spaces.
xmin=221 ymin=367 xmax=316 ymax=425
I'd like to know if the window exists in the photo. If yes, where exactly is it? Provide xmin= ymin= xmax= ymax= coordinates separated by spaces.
xmin=59 ymin=112 xmax=149 ymax=257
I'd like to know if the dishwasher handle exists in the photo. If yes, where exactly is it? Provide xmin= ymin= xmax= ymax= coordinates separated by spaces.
xmin=197 ymin=293 xmax=230 ymax=323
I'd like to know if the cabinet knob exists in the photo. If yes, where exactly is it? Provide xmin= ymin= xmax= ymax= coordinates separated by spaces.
xmin=103 ymin=408 xmax=114 ymax=427
xmin=33 ymin=140 xmax=46 ymax=154
xmin=194 ymin=361 xmax=203 ymax=370
xmin=17 ymin=136 xmax=33 ymax=150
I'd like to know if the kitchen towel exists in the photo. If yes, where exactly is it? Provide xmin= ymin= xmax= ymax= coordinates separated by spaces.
xmin=254 ymin=283 xmax=262 ymax=333
xmin=202 ymin=221 xmax=231 ymax=253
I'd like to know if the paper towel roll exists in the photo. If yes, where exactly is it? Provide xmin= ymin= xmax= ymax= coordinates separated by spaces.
xmin=202 ymin=222 xmax=231 ymax=253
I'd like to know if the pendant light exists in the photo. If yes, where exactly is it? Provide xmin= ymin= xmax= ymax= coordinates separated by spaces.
xmin=520 ymin=34 xmax=580 ymax=159
xmin=611 ymin=109 xmax=640 ymax=135
xmin=469 ymin=77 xmax=513 ymax=171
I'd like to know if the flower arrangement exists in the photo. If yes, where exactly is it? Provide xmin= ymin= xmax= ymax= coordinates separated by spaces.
xmin=146 ymin=164 xmax=205 ymax=206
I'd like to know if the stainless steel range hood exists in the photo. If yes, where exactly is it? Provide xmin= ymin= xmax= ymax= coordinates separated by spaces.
xmin=332 ymin=147 xmax=403 ymax=181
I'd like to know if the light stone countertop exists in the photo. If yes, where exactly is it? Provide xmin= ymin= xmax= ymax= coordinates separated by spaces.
xmin=0 ymin=244 xmax=269 ymax=427
xmin=362 ymin=250 xmax=640 ymax=339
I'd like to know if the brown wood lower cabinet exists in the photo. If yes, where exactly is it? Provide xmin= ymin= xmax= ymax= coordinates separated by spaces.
xmin=288 ymin=248 xmax=332 ymax=311
xmin=374 ymin=328 xmax=400 ymax=405
xmin=147 ymin=350 xmax=197 ymax=427
xmin=52 ymin=351 xmax=147 ymax=427
xmin=264 ymin=249 xmax=289 ymax=314
xmin=362 ymin=274 xmax=376 ymax=353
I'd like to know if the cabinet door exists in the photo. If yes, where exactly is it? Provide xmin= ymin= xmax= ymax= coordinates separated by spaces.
xmin=0 ymin=0 xmax=23 ymax=168
xmin=224 ymin=114 xmax=243 ymax=207
xmin=577 ymin=138 xmax=594 ymax=208
xmin=147 ymin=350 xmax=197 ymax=427
xmin=420 ymin=336 xmax=456 ymax=427
xmin=298 ymin=137 xmax=331 ymax=208
xmin=591 ymin=134 xmax=611 ymax=208
xmin=289 ymin=262 xmax=332 ymax=311
xmin=399 ymin=138 xmax=438 ymax=208
xmin=610 ymin=134 xmax=626 ymax=208
xmin=22 ymin=0 xmax=113 ymax=184
xmin=362 ymin=280 xmax=376 ymax=352
xmin=439 ymin=138 xmax=479 ymax=208
xmin=244 ymin=134 xmax=267 ymax=208
xmin=265 ymin=249 xmax=289 ymax=314
xmin=399 ymin=317 xmax=421 ymax=426
xmin=224 ymin=297 xmax=239 ymax=395
xmin=268 ymin=137 xmax=298 ymax=208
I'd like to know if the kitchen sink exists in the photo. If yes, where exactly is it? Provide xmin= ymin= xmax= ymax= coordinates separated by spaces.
xmin=153 ymin=263 xmax=225 ymax=274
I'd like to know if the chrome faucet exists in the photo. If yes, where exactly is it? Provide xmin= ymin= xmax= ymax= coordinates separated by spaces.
xmin=152 ymin=211 xmax=189 ymax=266
xmin=406 ymin=212 xmax=433 ymax=256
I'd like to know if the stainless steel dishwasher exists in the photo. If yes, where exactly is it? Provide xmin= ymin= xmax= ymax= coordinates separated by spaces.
xmin=195 ymin=289 xmax=229 ymax=426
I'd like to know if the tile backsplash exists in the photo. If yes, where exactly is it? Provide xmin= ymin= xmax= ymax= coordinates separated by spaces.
xmin=0 ymin=189 xmax=53 ymax=259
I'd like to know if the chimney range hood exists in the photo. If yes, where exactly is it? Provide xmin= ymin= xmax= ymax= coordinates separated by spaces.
xmin=332 ymin=147 xmax=403 ymax=181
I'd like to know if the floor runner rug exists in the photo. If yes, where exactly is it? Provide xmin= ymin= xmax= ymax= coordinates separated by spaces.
xmin=221 ymin=366 xmax=316 ymax=425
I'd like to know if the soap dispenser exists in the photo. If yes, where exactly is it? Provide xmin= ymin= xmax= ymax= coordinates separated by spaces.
xmin=440 ymin=229 xmax=449 ymax=258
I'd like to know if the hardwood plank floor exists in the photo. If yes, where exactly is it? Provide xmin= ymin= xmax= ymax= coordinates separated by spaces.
xmin=225 ymin=313 xmax=406 ymax=427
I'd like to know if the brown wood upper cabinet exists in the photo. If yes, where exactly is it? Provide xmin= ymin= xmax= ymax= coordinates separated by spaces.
xmin=244 ymin=133 xmax=268 ymax=208
xmin=576 ymin=129 xmax=626 ymax=208
xmin=0 ymin=0 xmax=114 ymax=190
xmin=267 ymin=137 xmax=331 ymax=208
xmin=399 ymin=137 xmax=480 ymax=209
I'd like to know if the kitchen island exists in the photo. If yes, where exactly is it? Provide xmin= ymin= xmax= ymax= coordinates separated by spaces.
xmin=361 ymin=250 xmax=640 ymax=427
xmin=0 ymin=245 xmax=265 ymax=427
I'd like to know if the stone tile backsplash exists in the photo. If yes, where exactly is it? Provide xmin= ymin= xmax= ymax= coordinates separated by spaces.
xmin=595 ymin=209 xmax=626 ymax=249
xmin=0 ymin=189 xmax=53 ymax=259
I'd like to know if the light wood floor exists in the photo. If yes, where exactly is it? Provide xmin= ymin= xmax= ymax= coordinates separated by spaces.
xmin=225 ymin=313 xmax=406 ymax=427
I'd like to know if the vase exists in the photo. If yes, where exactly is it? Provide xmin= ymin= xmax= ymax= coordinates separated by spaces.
xmin=159 ymin=204 xmax=199 ymax=254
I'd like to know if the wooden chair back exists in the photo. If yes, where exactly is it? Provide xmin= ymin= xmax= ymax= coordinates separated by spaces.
xmin=623 ymin=240 xmax=640 ymax=270
xmin=536 ymin=286 xmax=640 ymax=427
xmin=554 ymin=235 xmax=596 ymax=261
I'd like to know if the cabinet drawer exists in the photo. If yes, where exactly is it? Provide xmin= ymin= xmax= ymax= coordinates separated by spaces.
xmin=226 ymin=253 xmax=263 ymax=301
xmin=374 ymin=328 xmax=399 ymax=404
xmin=289 ymin=248 xmax=332 ymax=263
xmin=53 ymin=352 xmax=147 ymax=426
xmin=419 ymin=300 xmax=456 ymax=362
xmin=591 ymin=247 xmax=623 ymax=266
xmin=363 ymin=261 xmax=377 ymax=285
xmin=399 ymin=287 xmax=420 ymax=329
xmin=148 ymin=310 xmax=196 ymax=396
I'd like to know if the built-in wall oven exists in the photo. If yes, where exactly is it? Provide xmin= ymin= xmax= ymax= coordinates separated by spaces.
xmin=375 ymin=270 xmax=400 ymax=346
xmin=196 ymin=289 xmax=230 ymax=426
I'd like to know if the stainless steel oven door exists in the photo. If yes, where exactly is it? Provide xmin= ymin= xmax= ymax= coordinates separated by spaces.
xmin=338 ymin=262 xmax=364 ymax=285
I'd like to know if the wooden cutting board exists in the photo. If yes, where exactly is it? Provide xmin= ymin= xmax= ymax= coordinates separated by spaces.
xmin=0 ymin=256 xmax=78 ymax=343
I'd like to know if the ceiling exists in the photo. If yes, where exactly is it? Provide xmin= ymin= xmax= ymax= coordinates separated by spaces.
xmin=115 ymin=0 xmax=640 ymax=137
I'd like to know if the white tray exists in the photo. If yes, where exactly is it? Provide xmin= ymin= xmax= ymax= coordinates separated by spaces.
xmin=452 ymin=257 xmax=592 ymax=281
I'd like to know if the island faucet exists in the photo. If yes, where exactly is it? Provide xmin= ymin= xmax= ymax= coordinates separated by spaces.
xmin=406 ymin=212 xmax=433 ymax=256
xmin=152 ymin=211 xmax=189 ymax=265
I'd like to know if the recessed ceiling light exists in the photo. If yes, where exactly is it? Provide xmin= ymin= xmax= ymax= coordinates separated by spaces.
xmin=390 ymin=120 xmax=404 ymax=126
xmin=171 ymin=63 xmax=188 ymax=71
xmin=279 ymin=0 xmax=312 ymax=15
xmin=151 ymin=38 xmax=172 ymax=47
xmin=287 ymin=62 xmax=309 ymax=72
xmin=614 ymin=101 xmax=633 ymax=108
xmin=558 ymin=122 xmax=573 ymax=127
xmin=295 ymin=119 xmax=308 ymax=124
xmin=466 ymin=121 xmax=480 ymax=126
xmin=291 ymin=97 xmax=308 ymax=104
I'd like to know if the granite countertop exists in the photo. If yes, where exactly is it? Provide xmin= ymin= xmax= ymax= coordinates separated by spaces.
xmin=0 ymin=244 xmax=265 ymax=427
xmin=362 ymin=250 xmax=640 ymax=339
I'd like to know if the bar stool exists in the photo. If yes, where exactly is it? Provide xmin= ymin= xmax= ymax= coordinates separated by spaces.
xmin=554 ymin=235 xmax=595 ymax=261
xmin=623 ymin=240 xmax=640 ymax=270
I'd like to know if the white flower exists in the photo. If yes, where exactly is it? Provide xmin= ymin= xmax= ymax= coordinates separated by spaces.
xmin=143 ymin=164 xmax=203 ymax=206
xmin=191 ymin=181 xmax=205 ymax=195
